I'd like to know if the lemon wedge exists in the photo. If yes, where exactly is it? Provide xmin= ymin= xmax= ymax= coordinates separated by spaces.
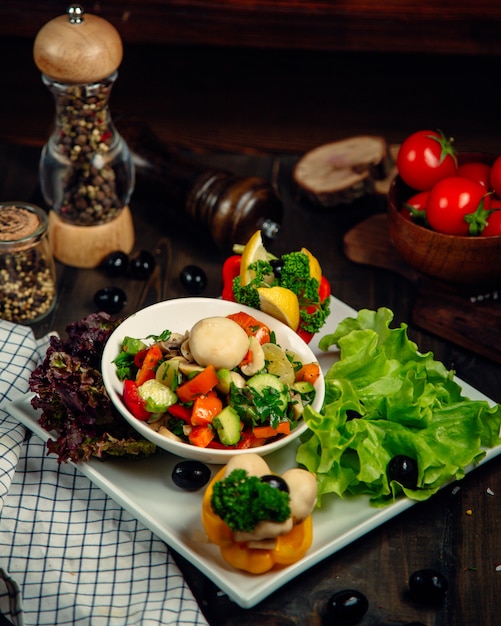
xmin=257 ymin=286 xmax=300 ymax=331
xmin=301 ymin=247 xmax=322 ymax=283
xmin=239 ymin=230 xmax=269 ymax=287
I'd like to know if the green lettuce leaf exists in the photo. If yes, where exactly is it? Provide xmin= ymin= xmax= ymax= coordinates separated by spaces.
xmin=297 ymin=307 xmax=501 ymax=507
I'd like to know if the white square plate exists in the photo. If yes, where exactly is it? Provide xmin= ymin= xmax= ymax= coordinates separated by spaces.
xmin=8 ymin=296 xmax=501 ymax=608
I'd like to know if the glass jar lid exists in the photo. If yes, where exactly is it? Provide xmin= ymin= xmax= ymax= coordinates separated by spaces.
xmin=0 ymin=203 xmax=49 ymax=250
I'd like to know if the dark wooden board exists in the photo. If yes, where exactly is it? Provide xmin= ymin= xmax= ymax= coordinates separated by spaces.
xmin=343 ymin=214 xmax=501 ymax=364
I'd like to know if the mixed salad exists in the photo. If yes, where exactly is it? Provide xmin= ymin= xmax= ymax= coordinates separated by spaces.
xmin=113 ymin=311 xmax=320 ymax=450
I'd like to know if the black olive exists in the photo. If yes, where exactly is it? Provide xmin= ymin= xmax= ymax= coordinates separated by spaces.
xmin=260 ymin=474 xmax=289 ymax=493
xmin=326 ymin=589 xmax=369 ymax=625
xmin=270 ymin=258 xmax=284 ymax=279
xmin=180 ymin=265 xmax=208 ymax=294
xmin=172 ymin=460 xmax=211 ymax=491
xmin=99 ymin=251 xmax=129 ymax=276
xmin=346 ymin=409 xmax=362 ymax=421
xmin=93 ymin=286 xmax=127 ymax=314
xmin=387 ymin=455 xmax=418 ymax=489
xmin=408 ymin=569 xmax=448 ymax=605
xmin=130 ymin=250 xmax=156 ymax=279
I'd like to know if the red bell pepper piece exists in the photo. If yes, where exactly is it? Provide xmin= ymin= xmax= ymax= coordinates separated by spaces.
xmin=167 ymin=403 xmax=193 ymax=423
xmin=236 ymin=429 xmax=259 ymax=449
xmin=189 ymin=424 xmax=215 ymax=448
xmin=221 ymin=255 xmax=241 ymax=302
xmin=226 ymin=311 xmax=271 ymax=344
xmin=134 ymin=348 xmax=148 ymax=368
xmin=296 ymin=327 xmax=314 ymax=344
xmin=252 ymin=421 xmax=291 ymax=440
xmin=135 ymin=344 xmax=163 ymax=386
xmin=123 ymin=379 xmax=151 ymax=421
xmin=318 ymin=275 xmax=331 ymax=302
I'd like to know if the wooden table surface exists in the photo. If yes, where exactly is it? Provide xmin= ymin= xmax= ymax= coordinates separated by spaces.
xmin=2 ymin=137 xmax=501 ymax=626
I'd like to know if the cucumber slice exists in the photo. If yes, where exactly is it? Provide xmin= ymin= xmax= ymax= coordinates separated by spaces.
xmin=216 ymin=368 xmax=233 ymax=396
xmin=138 ymin=379 xmax=177 ymax=413
xmin=291 ymin=381 xmax=315 ymax=395
xmin=246 ymin=373 xmax=288 ymax=412
xmin=213 ymin=406 xmax=242 ymax=446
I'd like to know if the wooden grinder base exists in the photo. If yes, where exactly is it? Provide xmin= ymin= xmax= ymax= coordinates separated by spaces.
xmin=48 ymin=206 xmax=135 ymax=268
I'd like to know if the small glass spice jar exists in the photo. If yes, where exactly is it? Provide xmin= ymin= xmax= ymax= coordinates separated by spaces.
xmin=0 ymin=202 xmax=57 ymax=324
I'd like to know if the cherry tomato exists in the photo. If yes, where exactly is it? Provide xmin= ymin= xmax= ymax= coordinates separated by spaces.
xmin=426 ymin=176 xmax=490 ymax=235
xmin=396 ymin=130 xmax=458 ymax=190
xmin=400 ymin=190 xmax=429 ymax=222
xmin=481 ymin=208 xmax=501 ymax=237
xmin=457 ymin=161 xmax=491 ymax=189
xmin=489 ymin=155 xmax=501 ymax=198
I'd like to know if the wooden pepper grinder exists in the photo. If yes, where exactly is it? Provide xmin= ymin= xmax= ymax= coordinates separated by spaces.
xmin=120 ymin=119 xmax=284 ymax=252
xmin=33 ymin=4 xmax=135 ymax=268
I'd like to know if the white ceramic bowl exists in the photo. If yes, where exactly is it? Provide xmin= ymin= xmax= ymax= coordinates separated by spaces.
xmin=101 ymin=297 xmax=324 ymax=464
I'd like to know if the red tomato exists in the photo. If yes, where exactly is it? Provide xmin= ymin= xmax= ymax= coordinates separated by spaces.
xmin=400 ymin=190 xmax=429 ymax=222
xmin=489 ymin=155 xmax=501 ymax=198
xmin=426 ymin=176 xmax=491 ymax=236
xmin=188 ymin=425 xmax=215 ymax=448
xmin=457 ymin=162 xmax=491 ymax=190
xmin=176 ymin=365 xmax=219 ymax=403
xmin=226 ymin=311 xmax=271 ymax=344
xmin=481 ymin=205 xmax=501 ymax=237
xmin=396 ymin=130 xmax=458 ymax=190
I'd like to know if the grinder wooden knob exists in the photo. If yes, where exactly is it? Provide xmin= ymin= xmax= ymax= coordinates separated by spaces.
xmin=33 ymin=4 xmax=123 ymax=83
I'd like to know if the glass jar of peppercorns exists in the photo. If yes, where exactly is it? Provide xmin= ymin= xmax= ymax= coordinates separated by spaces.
xmin=39 ymin=71 xmax=133 ymax=226
xmin=0 ymin=202 xmax=57 ymax=324
xmin=34 ymin=4 xmax=134 ymax=227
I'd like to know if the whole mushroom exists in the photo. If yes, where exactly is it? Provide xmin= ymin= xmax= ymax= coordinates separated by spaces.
xmin=188 ymin=316 xmax=249 ymax=370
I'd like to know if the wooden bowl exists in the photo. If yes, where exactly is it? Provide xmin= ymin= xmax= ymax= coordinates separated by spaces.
xmin=387 ymin=173 xmax=501 ymax=294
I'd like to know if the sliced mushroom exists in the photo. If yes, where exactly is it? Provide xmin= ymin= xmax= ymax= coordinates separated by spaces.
xmin=230 ymin=371 xmax=246 ymax=389
xmin=290 ymin=392 xmax=305 ymax=420
xmin=240 ymin=335 xmax=265 ymax=376
xmin=181 ymin=338 xmax=194 ymax=362
xmin=246 ymin=538 xmax=278 ymax=550
xmin=232 ymin=517 xmax=294 ymax=543
xmin=177 ymin=360 xmax=204 ymax=376
xmin=157 ymin=426 xmax=184 ymax=442
xmin=159 ymin=332 xmax=188 ymax=356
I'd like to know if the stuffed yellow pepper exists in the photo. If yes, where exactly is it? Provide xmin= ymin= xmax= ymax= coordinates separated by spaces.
xmin=202 ymin=453 xmax=317 ymax=574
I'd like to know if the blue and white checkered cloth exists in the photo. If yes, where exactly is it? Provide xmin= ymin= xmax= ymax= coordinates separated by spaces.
xmin=0 ymin=321 xmax=209 ymax=626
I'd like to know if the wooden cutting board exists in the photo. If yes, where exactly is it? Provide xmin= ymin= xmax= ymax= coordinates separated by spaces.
xmin=343 ymin=213 xmax=501 ymax=364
